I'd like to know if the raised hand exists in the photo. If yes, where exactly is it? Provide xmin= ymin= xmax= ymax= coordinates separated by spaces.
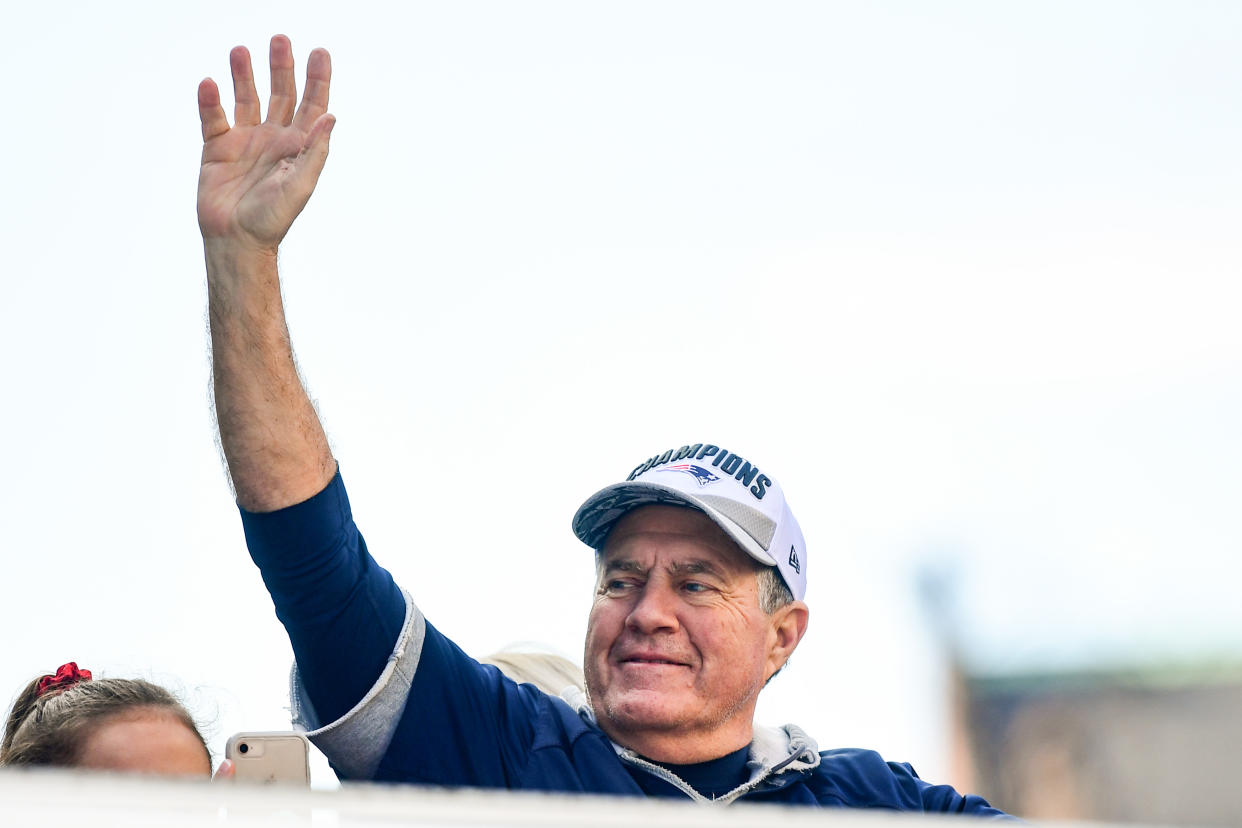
xmin=197 ymin=35 xmax=334 ymax=253
xmin=200 ymin=35 xmax=338 ymax=512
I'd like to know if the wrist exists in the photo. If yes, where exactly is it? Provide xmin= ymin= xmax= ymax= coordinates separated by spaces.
xmin=203 ymin=236 xmax=279 ymax=273
xmin=204 ymin=238 xmax=284 ymax=324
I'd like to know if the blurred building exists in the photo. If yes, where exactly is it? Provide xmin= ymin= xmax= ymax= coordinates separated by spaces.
xmin=953 ymin=662 xmax=1242 ymax=825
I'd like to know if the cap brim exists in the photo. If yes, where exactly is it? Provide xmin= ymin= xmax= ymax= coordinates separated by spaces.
xmin=572 ymin=481 xmax=779 ymax=567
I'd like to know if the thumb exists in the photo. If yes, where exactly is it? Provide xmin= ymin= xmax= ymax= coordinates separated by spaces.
xmin=299 ymin=113 xmax=335 ymax=181
xmin=213 ymin=757 xmax=235 ymax=782
xmin=283 ymin=113 xmax=335 ymax=214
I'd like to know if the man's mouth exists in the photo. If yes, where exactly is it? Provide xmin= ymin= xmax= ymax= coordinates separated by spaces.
xmin=619 ymin=655 xmax=687 ymax=667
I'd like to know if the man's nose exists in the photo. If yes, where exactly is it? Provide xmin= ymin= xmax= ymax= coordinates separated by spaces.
xmin=625 ymin=583 xmax=680 ymax=635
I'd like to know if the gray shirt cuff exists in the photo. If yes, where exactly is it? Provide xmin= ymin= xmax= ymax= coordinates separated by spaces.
xmin=289 ymin=590 xmax=425 ymax=779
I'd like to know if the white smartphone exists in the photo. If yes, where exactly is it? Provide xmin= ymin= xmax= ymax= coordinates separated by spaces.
xmin=224 ymin=731 xmax=310 ymax=786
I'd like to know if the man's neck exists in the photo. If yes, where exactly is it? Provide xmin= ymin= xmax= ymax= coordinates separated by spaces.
xmin=603 ymin=722 xmax=754 ymax=764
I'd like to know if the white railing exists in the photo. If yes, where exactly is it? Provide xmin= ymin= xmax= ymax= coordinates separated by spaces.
xmin=0 ymin=766 xmax=1062 ymax=827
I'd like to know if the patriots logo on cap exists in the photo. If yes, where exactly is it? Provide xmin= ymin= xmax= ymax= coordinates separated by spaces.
xmin=663 ymin=464 xmax=720 ymax=486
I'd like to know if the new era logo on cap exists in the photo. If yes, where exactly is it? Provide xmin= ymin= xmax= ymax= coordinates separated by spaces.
xmin=572 ymin=443 xmax=807 ymax=602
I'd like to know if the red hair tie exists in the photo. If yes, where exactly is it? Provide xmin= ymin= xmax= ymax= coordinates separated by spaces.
xmin=36 ymin=662 xmax=93 ymax=697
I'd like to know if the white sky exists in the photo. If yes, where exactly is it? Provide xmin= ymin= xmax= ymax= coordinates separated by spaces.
xmin=1 ymin=0 xmax=1239 ymax=789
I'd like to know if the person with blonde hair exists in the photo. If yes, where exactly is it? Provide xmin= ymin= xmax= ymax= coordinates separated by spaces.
xmin=2 ymin=662 xmax=211 ymax=777
xmin=481 ymin=651 xmax=585 ymax=697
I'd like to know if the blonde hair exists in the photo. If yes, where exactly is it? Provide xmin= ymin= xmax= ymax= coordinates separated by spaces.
xmin=482 ymin=651 xmax=585 ymax=696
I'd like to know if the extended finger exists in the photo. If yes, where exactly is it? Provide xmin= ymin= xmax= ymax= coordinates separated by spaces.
xmin=230 ymin=46 xmax=261 ymax=126
xmin=292 ymin=48 xmax=332 ymax=134
xmin=266 ymin=34 xmax=297 ymax=126
xmin=198 ymin=78 xmax=230 ymax=141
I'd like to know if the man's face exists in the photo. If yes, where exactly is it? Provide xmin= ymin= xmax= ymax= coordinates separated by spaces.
xmin=583 ymin=505 xmax=799 ymax=763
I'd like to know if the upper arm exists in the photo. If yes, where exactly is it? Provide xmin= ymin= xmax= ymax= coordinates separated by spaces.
xmin=242 ymin=470 xmax=406 ymax=723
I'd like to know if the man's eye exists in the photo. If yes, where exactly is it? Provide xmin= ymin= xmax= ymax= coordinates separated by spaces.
xmin=681 ymin=582 xmax=709 ymax=593
xmin=606 ymin=580 xmax=633 ymax=591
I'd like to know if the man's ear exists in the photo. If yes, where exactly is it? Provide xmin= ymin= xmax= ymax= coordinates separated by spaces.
xmin=766 ymin=601 xmax=809 ymax=679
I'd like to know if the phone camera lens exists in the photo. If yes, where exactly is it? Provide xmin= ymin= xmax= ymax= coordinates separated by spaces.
xmin=239 ymin=743 xmax=249 ymax=754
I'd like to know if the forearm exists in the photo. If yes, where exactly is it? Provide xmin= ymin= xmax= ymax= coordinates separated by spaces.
xmin=207 ymin=240 xmax=335 ymax=512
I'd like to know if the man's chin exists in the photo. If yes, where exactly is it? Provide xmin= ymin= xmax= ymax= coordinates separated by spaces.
xmin=598 ymin=689 xmax=687 ymax=734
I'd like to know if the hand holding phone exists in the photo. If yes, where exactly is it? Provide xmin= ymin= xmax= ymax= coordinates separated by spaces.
xmin=224 ymin=731 xmax=310 ymax=786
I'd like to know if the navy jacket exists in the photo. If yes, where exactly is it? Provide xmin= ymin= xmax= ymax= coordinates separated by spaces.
xmin=241 ymin=471 xmax=1010 ymax=815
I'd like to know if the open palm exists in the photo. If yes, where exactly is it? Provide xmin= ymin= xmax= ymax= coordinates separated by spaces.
xmin=197 ymin=36 xmax=334 ymax=251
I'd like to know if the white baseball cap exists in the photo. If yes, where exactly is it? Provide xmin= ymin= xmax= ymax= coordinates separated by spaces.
xmin=572 ymin=443 xmax=807 ymax=602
